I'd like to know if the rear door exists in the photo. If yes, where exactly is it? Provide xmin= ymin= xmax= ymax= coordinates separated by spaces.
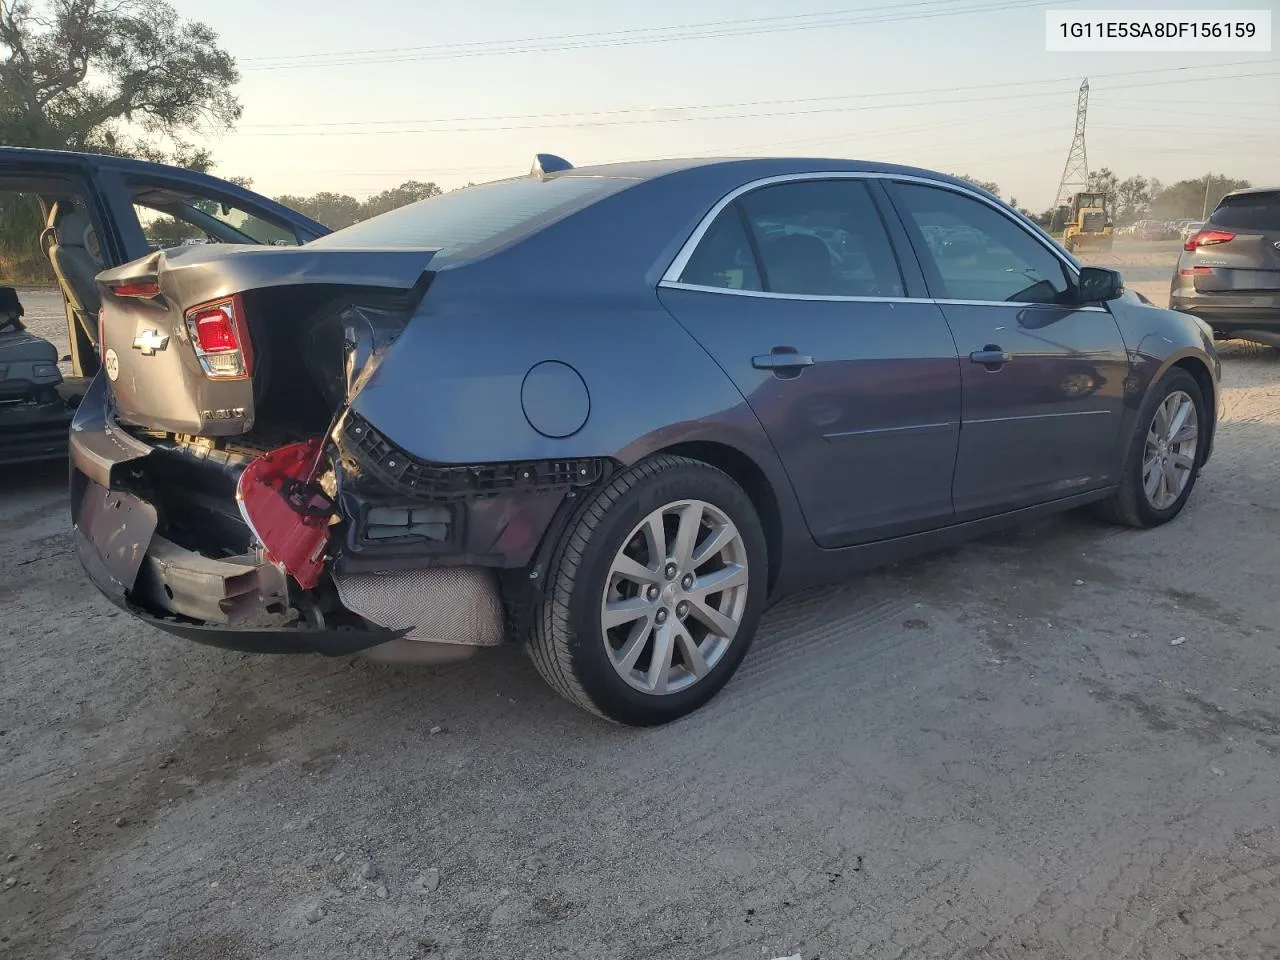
xmin=1189 ymin=191 xmax=1280 ymax=296
xmin=659 ymin=175 xmax=962 ymax=548
xmin=882 ymin=179 xmax=1129 ymax=519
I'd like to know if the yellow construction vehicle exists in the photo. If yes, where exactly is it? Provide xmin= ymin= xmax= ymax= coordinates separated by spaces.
xmin=1061 ymin=192 xmax=1113 ymax=253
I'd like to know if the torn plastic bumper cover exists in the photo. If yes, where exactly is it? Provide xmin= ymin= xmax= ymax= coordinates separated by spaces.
xmin=68 ymin=379 xmax=605 ymax=655
xmin=72 ymin=476 xmax=401 ymax=655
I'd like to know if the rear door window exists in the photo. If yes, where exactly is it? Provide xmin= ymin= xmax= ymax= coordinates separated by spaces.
xmin=677 ymin=206 xmax=762 ymax=291
xmin=1211 ymin=192 xmax=1280 ymax=230
xmin=738 ymin=179 xmax=905 ymax=297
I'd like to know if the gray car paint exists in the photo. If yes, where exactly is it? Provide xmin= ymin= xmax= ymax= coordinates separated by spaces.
xmin=72 ymin=156 xmax=1219 ymax=627
xmin=96 ymin=245 xmax=435 ymax=435
xmin=1170 ymin=186 xmax=1280 ymax=337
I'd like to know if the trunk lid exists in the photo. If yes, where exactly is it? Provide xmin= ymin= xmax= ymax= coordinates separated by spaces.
xmin=95 ymin=243 xmax=435 ymax=436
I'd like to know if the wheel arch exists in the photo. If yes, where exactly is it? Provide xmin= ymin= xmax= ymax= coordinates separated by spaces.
xmin=655 ymin=439 xmax=784 ymax=593
xmin=1154 ymin=351 xmax=1218 ymax=466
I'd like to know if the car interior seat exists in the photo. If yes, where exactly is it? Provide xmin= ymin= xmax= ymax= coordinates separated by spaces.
xmin=41 ymin=200 xmax=104 ymax=348
xmin=761 ymin=232 xmax=836 ymax=295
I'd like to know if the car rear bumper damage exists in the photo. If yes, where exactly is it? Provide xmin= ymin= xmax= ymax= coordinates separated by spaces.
xmin=69 ymin=376 xmax=608 ymax=657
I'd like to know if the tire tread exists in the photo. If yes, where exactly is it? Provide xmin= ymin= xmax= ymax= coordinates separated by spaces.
xmin=526 ymin=454 xmax=713 ymax=721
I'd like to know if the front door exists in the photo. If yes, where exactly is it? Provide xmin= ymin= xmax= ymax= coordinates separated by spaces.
xmin=884 ymin=180 xmax=1130 ymax=519
xmin=659 ymin=177 xmax=962 ymax=548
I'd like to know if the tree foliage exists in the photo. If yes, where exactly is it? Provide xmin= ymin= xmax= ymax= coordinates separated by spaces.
xmin=948 ymin=173 xmax=1000 ymax=197
xmin=1149 ymin=175 xmax=1251 ymax=222
xmin=275 ymin=181 xmax=444 ymax=230
xmin=362 ymin=180 xmax=442 ymax=219
xmin=0 ymin=0 xmax=239 ymax=280
xmin=0 ymin=0 xmax=240 ymax=158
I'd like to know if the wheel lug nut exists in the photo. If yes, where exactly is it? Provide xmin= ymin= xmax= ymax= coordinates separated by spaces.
xmin=676 ymin=601 xmax=690 ymax=618
xmin=664 ymin=563 xmax=677 ymax=580
xmin=681 ymin=574 xmax=694 ymax=590
xmin=646 ymin=585 xmax=659 ymax=601
xmin=655 ymin=608 xmax=668 ymax=624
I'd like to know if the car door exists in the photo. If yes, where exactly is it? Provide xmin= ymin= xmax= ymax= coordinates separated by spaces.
xmin=658 ymin=176 xmax=962 ymax=548
xmin=882 ymin=179 xmax=1130 ymax=520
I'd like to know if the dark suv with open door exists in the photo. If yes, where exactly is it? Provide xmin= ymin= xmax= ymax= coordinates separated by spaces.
xmin=1171 ymin=187 xmax=1280 ymax=347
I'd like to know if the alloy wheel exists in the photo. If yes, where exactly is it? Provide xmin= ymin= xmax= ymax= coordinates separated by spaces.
xmin=600 ymin=499 xmax=749 ymax=695
xmin=1142 ymin=389 xmax=1199 ymax=510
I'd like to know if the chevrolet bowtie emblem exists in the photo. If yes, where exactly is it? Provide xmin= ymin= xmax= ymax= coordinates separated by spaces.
xmin=132 ymin=329 xmax=170 ymax=355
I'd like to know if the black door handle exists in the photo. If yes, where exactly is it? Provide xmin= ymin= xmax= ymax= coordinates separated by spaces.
xmin=753 ymin=349 xmax=816 ymax=371
xmin=970 ymin=346 xmax=1012 ymax=367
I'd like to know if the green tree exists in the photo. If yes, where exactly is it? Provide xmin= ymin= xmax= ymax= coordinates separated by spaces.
xmin=1150 ymin=175 xmax=1251 ymax=221
xmin=275 ymin=191 xmax=364 ymax=230
xmin=0 ymin=0 xmax=239 ymax=279
xmin=1084 ymin=168 xmax=1120 ymax=222
xmin=948 ymin=173 xmax=1000 ymax=197
xmin=1115 ymin=175 xmax=1151 ymax=225
xmin=275 ymin=181 xmax=445 ymax=230
xmin=0 ymin=0 xmax=240 ymax=157
xmin=362 ymin=180 xmax=441 ymax=219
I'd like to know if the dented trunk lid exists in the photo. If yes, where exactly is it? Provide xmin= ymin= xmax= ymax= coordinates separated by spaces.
xmin=94 ymin=243 xmax=436 ymax=436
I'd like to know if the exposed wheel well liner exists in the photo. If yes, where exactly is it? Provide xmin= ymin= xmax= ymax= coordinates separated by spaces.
xmin=658 ymin=440 xmax=782 ymax=592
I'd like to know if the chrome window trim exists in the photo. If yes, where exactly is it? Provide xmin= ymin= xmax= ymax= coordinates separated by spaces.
xmin=658 ymin=280 xmax=916 ymax=304
xmin=658 ymin=280 xmax=1108 ymax=312
xmin=659 ymin=169 xmax=1086 ymax=298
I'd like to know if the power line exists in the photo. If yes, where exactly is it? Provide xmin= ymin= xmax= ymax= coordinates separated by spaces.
xmin=234 ymin=58 xmax=1277 ymax=130
xmin=240 ymin=0 xmax=1004 ymax=64
xmin=242 ymin=0 xmax=1080 ymax=70
xmin=225 ymin=68 xmax=1280 ymax=137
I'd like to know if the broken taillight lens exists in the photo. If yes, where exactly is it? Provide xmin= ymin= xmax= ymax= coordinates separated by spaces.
xmin=184 ymin=294 xmax=253 ymax=380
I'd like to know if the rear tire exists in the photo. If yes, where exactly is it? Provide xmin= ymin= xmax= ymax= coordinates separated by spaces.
xmin=1096 ymin=367 xmax=1208 ymax=528
xmin=525 ymin=455 xmax=768 ymax=725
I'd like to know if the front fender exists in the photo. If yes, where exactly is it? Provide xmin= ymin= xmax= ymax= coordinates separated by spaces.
xmin=1109 ymin=296 xmax=1220 ymax=465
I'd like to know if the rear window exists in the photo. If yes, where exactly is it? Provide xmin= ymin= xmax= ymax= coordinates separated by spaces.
xmin=307 ymin=175 xmax=634 ymax=261
xmin=1210 ymin=191 xmax=1280 ymax=230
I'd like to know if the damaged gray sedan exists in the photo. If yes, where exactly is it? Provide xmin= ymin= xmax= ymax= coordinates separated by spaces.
xmin=72 ymin=155 xmax=1220 ymax=725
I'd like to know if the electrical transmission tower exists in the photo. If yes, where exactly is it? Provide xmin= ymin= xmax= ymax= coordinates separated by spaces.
xmin=1051 ymin=79 xmax=1090 ymax=231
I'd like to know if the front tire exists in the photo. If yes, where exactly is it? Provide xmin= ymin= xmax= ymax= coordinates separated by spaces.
xmin=525 ymin=455 xmax=768 ymax=725
xmin=1097 ymin=367 xmax=1208 ymax=528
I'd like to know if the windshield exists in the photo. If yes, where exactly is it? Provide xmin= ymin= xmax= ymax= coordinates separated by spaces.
xmin=307 ymin=175 xmax=635 ymax=262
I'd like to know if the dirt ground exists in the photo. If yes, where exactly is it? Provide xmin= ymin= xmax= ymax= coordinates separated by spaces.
xmin=3 ymin=244 xmax=1279 ymax=960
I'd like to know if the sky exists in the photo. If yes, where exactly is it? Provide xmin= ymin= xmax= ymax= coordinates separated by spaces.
xmin=169 ymin=0 xmax=1280 ymax=211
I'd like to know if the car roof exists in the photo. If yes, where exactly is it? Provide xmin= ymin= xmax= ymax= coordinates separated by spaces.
xmin=1219 ymin=185 xmax=1280 ymax=200
xmin=0 ymin=145 xmax=228 ymax=179
xmin=549 ymin=156 xmax=995 ymax=195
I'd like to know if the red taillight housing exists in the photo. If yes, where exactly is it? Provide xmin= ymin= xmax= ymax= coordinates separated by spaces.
xmin=1184 ymin=229 xmax=1235 ymax=252
xmin=108 ymin=280 xmax=161 ymax=298
xmin=184 ymin=294 xmax=253 ymax=380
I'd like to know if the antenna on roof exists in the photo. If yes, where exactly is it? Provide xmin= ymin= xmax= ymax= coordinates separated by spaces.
xmin=531 ymin=154 xmax=573 ymax=179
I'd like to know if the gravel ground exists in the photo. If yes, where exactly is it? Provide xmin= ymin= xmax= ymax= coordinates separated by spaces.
xmin=3 ymin=245 xmax=1279 ymax=960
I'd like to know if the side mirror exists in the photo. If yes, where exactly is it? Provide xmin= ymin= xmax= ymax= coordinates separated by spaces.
xmin=1078 ymin=266 xmax=1123 ymax=303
